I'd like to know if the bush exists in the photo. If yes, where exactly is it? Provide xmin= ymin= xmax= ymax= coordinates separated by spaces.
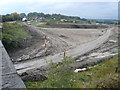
xmin=25 ymin=57 xmax=118 ymax=88
xmin=2 ymin=22 xmax=31 ymax=50
xmin=39 ymin=24 xmax=52 ymax=28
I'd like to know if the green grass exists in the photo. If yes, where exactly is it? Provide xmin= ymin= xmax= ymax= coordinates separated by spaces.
xmin=30 ymin=21 xmax=40 ymax=25
xmin=38 ymin=24 xmax=52 ymax=28
xmin=0 ymin=23 xmax=2 ymax=26
xmin=30 ymin=21 xmax=52 ymax=28
xmin=2 ymin=22 xmax=32 ymax=50
xmin=25 ymin=56 xmax=119 ymax=88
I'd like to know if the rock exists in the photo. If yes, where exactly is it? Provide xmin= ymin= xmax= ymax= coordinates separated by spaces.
xmin=20 ymin=68 xmax=48 ymax=82
xmin=109 ymin=40 xmax=117 ymax=43
xmin=22 ymin=73 xmax=47 ymax=82
xmin=76 ymin=60 xmax=81 ymax=62
xmin=89 ymin=53 xmax=99 ymax=57
xmin=21 ymin=55 xmax=30 ymax=60
xmin=111 ymin=48 xmax=118 ymax=53
xmin=21 ymin=72 xmax=28 ymax=76
xmin=17 ymin=58 xmax=22 ymax=61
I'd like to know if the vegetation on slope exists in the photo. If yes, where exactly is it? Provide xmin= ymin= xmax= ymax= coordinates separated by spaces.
xmin=2 ymin=22 xmax=32 ymax=50
xmin=25 ymin=56 xmax=119 ymax=88
xmin=0 ymin=23 xmax=2 ymax=26
xmin=38 ymin=24 xmax=52 ymax=28
xmin=30 ymin=21 xmax=40 ymax=25
xmin=27 ymin=12 xmax=80 ymax=20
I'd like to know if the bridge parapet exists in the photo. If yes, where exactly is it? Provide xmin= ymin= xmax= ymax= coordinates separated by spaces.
xmin=0 ymin=40 xmax=26 ymax=89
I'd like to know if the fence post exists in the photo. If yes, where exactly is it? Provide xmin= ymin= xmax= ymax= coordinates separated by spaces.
xmin=64 ymin=49 xmax=66 ymax=58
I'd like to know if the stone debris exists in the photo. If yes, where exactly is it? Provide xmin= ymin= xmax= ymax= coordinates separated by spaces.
xmin=71 ymin=27 xmax=118 ymax=69
xmin=109 ymin=40 xmax=117 ymax=43
xmin=89 ymin=53 xmax=100 ymax=57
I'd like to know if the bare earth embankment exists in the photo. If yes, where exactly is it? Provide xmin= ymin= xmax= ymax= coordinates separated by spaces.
xmin=9 ymin=23 xmax=106 ymax=63
xmin=9 ymin=22 xmax=117 ymax=74
xmin=5 ymin=22 xmax=118 ymax=87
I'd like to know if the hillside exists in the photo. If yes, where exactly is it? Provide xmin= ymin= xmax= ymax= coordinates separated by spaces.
xmin=25 ymin=57 xmax=119 ymax=88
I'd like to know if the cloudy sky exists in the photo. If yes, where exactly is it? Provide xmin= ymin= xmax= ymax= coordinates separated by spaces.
xmin=0 ymin=0 xmax=119 ymax=19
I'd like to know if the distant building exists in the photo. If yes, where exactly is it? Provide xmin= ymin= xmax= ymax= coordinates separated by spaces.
xmin=37 ymin=17 xmax=46 ymax=22
xmin=22 ymin=18 xmax=27 ymax=22
xmin=96 ymin=23 xmax=100 ymax=25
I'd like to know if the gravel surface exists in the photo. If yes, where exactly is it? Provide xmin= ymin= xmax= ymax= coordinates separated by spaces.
xmin=13 ymin=23 xmax=113 ymax=74
xmin=9 ymin=23 xmax=106 ymax=63
xmin=69 ymin=27 xmax=118 ymax=68
xmin=19 ymin=26 xmax=118 ymax=82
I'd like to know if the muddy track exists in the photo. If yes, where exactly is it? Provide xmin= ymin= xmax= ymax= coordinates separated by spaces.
xmin=14 ymin=23 xmax=104 ymax=62
xmin=14 ymin=24 xmax=114 ymax=74
xmin=70 ymin=27 xmax=118 ymax=68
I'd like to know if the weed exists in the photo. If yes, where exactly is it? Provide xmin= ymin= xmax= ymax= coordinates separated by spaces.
xmin=25 ymin=57 xmax=118 ymax=88
xmin=2 ymin=22 xmax=32 ymax=50
xmin=39 ymin=24 xmax=52 ymax=28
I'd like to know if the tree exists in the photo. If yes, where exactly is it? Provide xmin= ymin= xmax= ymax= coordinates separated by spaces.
xmin=2 ymin=15 xmax=14 ymax=22
xmin=0 ymin=15 xmax=2 ymax=22
xmin=27 ymin=12 xmax=81 ymax=20
xmin=87 ymin=21 xmax=91 ymax=24
xmin=20 ymin=13 xmax=26 ymax=18
xmin=11 ymin=12 xmax=20 ymax=21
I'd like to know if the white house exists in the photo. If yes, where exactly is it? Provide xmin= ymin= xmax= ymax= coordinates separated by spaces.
xmin=22 ymin=18 xmax=27 ymax=22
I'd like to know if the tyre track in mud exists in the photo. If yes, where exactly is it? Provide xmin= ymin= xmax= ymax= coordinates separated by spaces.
xmin=14 ymin=25 xmax=113 ymax=74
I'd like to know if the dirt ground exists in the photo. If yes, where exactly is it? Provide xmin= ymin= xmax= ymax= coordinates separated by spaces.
xmin=8 ymin=24 xmax=45 ymax=62
xmin=69 ymin=27 xmax=118 ymax=68
xmin=7 ymin=22 xmax=118 ymax=82
xmin=9 ymin=23 xmax=106 ymax=63
xmin=42 ymin=28 xmax=106 ymax=46
xmin=20 ymin=27 xmax=118 ymax=81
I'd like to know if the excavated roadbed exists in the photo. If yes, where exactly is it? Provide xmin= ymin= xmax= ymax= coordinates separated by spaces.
xmin=11 ymin=23 xmax=118 ymax=81
xmin=20 ymin=26 xmax=118 ymax=82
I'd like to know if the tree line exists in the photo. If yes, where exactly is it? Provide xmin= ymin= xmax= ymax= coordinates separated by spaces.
xmin=1 ymin=13 xmax=26 ymax=22
xmin=1 ymin=12 xmax=81 ymax=22
xmin=27 ymin=12 xmax=80 ymax=20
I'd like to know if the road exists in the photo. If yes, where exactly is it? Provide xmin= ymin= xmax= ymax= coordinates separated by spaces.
xmin=14 ymin=24 xmax=113 ymax=74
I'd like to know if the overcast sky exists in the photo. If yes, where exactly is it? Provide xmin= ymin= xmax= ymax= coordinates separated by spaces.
xmin=0 ymin=0 xmax=119 ymax=19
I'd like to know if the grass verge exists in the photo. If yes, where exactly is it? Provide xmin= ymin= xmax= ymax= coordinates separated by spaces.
xmin=25 ymin=56 xmax=119 ymax=88
xmin=2 ymin=22 xmax=32 ymax=50
xmin=0 ymin=23 xmax=2 ymax=26
xmin=38 ymin=24 xmax=53 ymax=28
xmin=30 ymin=21 xmax=40 ymax=25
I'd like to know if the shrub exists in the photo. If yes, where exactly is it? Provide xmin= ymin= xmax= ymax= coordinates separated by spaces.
xmin=2 ymin=22 xmax=31 ymax=50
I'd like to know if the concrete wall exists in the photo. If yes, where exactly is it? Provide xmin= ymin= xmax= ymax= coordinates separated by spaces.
xmin=0 ymin=40 xmax=26 ymax=89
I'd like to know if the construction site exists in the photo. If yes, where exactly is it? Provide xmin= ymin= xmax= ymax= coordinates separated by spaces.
xmin=6 ymin=22 xmax=117 ymax=76
xmin=1 ymin=0 xmax=119 ymax=88
xmin=1 ymin=20 xmax=118 ymax=88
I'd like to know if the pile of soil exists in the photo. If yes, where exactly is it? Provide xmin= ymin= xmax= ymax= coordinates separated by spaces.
xmin=47 ymin=22 xmax=108 ymax=29
xmin=21 ymin=72 xmax=47 ymax=82
xmin=21 ymin=68 xmax=48 ymax=82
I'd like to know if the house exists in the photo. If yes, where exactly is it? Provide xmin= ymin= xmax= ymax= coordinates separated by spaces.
xmin=22 ymin=18 xmax=27 ymax=22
